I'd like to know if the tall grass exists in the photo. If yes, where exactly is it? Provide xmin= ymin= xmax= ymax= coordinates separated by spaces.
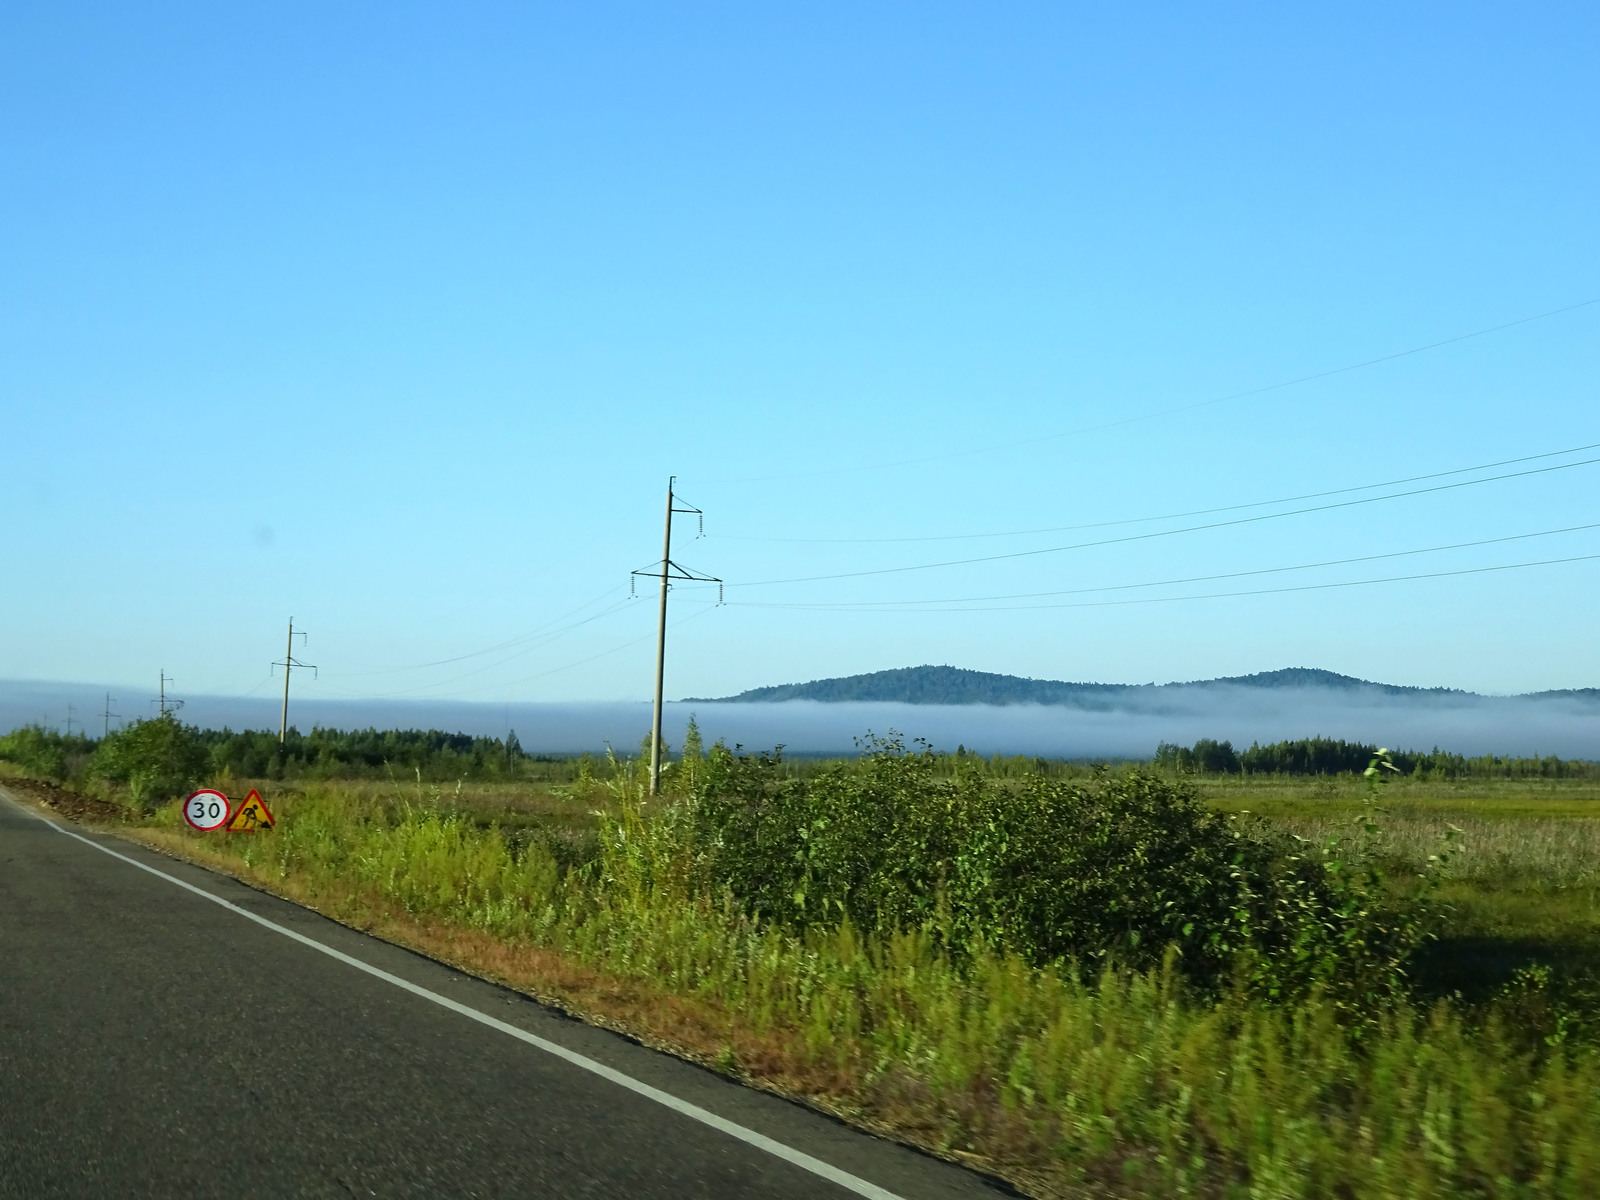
xmin=157 ymin=783 xmax=1600 ymax=1199
xmin=1265 ymin=812 xmax=1600 ymax=888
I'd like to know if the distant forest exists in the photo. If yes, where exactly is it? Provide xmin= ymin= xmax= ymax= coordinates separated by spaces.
xmin=0 ymin=723 xmax=574 ymax=784
xmin=1156 ymin=736 xmax=1599 ymax=779
xmin=2 ymin=721 xmax=1593 ymax=783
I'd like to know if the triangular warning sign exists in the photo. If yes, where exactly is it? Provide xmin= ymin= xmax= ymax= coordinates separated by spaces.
xmin=225 ymin=789 xmax=275 ymax=832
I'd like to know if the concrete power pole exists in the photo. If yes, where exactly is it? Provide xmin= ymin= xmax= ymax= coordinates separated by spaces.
xmin=274 ymin=619 xmax=318 ymax=743
xmin=633 ymin=478 xmax=720 ymax=796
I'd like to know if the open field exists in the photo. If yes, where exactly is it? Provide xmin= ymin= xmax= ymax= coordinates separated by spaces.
xmin=1190 ymin=774 xmax=1600 ymax=1010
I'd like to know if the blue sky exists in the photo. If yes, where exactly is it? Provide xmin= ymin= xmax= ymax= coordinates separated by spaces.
xmin=3 ymin=1 xmax=1597 ymax=706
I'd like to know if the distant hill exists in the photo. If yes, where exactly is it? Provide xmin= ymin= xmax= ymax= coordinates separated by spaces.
xmin=685 ymin=665 xmax=1588 ymax=707
xmin=688 ymin=666 xmax=1132 ymax=706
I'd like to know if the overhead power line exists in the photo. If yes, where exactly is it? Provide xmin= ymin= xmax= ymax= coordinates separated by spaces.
xmin=735 ymin=553 xmax=1600 ymax=613
xmin=729 ymin=520 xmax=1600 ymax=610
xmin=728 ymin=454 xmax=1600 ymax=588
xmin=712 ymin=440 xmax=1600 ymax=545
xmin=702 ymin=295 xmax=1600 ymax=484
xmin=327 ymin=584 xmax=631 ymax=677
xmin=492 ymin=603 xmax=719 ymax=693
xmin=869 ymin=553 xmax=1600 ymax=612
xmin=313 ymin=599 xmax=638 ymax=700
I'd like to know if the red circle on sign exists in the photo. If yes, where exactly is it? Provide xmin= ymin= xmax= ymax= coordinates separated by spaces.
xmin=184 ymin=789 xmax=231 ymax=832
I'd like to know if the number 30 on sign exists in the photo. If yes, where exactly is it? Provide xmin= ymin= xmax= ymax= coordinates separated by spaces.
xmin=184 ymin=789 xmax=231 ymax=832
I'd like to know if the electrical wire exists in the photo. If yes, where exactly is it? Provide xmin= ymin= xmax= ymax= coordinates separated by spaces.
xmin=318 ymin=604 xmax=722 ymax=701
xmin=700 ymin=296 xmax=1600 ymax=485
xmin=727 ymin=455 xmax=1600 ymax=588
xmin=486 ymin=603 xmax=720 ymax=691
xmin=710 ymin=440 xmax=1600 ymax=545
xmin=312 ymin=599 xmax=638 ymax=698
xmin=236 ymin=672 xmax=279 ymax=698
xmin=732 ymin=553 xmax=1600 ymax=613
xmin=727 ymin=521 xmax=1600 ymax=609
xmin=324 ymin=584 xmax=631 ymax=677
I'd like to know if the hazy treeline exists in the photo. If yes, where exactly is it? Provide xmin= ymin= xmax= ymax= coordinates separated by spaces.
xmin=198 ymin=726 xmax=571 ymax=781
xmin=1156 ymin=735 xmax=1600 ymax=778
xmin=0 ymin=720 xmax=579 ymax=790
xmin=4 ymin=720 xmax=1594 ymax=790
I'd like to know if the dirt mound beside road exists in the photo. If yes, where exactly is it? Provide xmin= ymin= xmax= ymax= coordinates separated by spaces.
xmin=1 ymin=776 xmax=129 ymax=824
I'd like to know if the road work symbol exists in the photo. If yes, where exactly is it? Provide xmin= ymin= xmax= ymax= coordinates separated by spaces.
xmin=225 ymin=789 xmax=274 ymax=832
xmin=184 ymin=789 xmax=231 ymax=832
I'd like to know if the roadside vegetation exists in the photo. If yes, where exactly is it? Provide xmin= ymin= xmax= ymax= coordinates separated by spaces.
xmin=4 ymin=719 xmax=1600 ymax=1198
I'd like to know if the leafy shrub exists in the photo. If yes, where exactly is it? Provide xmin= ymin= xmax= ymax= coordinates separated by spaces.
xmin=91 ymin=715 xmax=211 ymax=809
xmin=687 ymin=737 xmax=1434 ymax=1002
xmin=0 ymin=725 xmax=95 ymax=780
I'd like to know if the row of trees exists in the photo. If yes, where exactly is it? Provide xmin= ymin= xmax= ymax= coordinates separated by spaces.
xmin=1155 ymin=736 xmax=1599 ymax=778
xmin=0 ymin=718 xmax=568 ymax=807
xmin=5 ymin=721 xmax=1594 ymax=806
xmin=0 ymin=716 xmax=211 ymax=806
xmin=196 ymin=726 xmax=542 ymax=780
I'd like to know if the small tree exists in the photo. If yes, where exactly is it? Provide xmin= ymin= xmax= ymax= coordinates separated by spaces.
xmin=91 ymin=715 xmax=211 ymax=809
xmin=673 ymin=715 xmax=705 ymax=796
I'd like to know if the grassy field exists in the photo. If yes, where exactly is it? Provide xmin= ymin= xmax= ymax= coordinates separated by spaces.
xmin=8 ymin=756 xmax=1600 ymax=1198
xmin=1196 ymin=774 xmax=1600 ymax=1007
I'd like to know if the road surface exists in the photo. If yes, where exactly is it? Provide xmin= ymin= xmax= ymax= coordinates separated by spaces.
xmin=0 ymin=785 xmax=1014 ymax=1199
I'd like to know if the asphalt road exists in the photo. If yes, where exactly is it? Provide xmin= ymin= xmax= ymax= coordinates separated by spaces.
xmin=0 ymin=786 xmax=1014 ymax=1199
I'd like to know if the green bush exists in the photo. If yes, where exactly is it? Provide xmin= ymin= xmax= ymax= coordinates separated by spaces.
xmin=0 ymin=725 xmax=95 ymax=780
xmin=687 ymin=737 xmax=1434 ymax=1003
xmin=90 ymin=715 xmax=211 ymax=809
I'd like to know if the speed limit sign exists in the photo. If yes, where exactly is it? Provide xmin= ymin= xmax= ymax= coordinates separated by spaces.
xmin=184 ymin=789 xmax=231 ymax=832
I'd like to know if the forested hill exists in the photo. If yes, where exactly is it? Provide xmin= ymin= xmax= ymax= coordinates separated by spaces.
xmin=687 ymin=666 xmax=1135 ymax=706
xmin=686 ymin=665 xmax=1587 ymax=706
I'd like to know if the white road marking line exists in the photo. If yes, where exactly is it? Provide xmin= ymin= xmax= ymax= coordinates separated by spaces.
xmin=8 ymin=796 xmax=909 ymax=1200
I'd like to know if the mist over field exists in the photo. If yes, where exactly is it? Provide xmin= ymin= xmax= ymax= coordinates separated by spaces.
xmin=4 ymin=680 xmax=1596 ymax=760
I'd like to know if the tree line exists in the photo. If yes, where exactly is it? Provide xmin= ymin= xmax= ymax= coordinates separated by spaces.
xmin=4 ymin=720 xmax=1593 ymax=802
xmin=1155 ymin=735 xmax=1599 ymax=778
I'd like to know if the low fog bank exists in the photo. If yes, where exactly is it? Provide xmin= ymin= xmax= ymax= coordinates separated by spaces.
xmin=4 ymin=680 xmax=1596 ymax=759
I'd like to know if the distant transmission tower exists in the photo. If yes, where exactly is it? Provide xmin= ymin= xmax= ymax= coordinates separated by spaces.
xmin=102 ymin=693 xmax=119 ymax=739
xmin=273 ymin=618 xmax=318 ymax=743
xmin=155 ymin=670 xmax=184 ymax=717
xmin=632 ymin=477 xmax=721 ymax=796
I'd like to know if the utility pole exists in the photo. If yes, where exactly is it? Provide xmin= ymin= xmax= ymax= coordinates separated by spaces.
xmin=273 ymin=619 xmax=317 ymax=743
xmin=102 ymin=693 xmax=118 ymax=739
xmin=632 ymin=477 xmax=720 ymax=796
xmin=155 ymin=670 xmax=183 ymax=717
xmin=64 ymin=703 xmax=76 ymax=738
